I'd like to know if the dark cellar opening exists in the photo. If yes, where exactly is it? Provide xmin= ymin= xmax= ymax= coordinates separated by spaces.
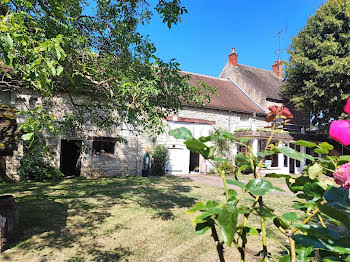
xmin=60 ymin=140 xmax=82 ymax=177
xmin=189 ymin=152 xmax=200 ymax=173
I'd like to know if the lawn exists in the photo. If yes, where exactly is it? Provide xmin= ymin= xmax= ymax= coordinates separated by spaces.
xmin=0 ymin=176 xmax=297 ymax=262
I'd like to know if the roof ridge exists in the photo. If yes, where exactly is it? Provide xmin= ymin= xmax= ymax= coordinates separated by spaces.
xmin=238 ymin=63 xmax=273 ymax=73
xmin=238 ymin=63 xmax=283 ymax=80
xmin=180 ymin=70 xmax=230 ymax=82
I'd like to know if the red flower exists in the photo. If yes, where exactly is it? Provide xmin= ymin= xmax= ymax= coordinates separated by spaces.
xmin=329 ymin=98 xmax=350 ymax=146
xmin=268 ymin=105 xmax=278 ymax=115
xmin=279 ymin=106 xmax=293 ymax=119
xmin=266 ymin=105 xmax=293 ymax=122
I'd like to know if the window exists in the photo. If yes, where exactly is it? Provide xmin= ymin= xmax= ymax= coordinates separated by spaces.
xmin=284 ymin=155 xmax=288 ymax=167
xmin=92 ymin=137 xmax=115 ymax=155
xmin=258 ymin=139 xmax=267 ymax=153
xmin=0 ymin=91 xmax=11 ymax=105
xmin=306 ymin=147 xmax=315 ymax=165
xmin=295 ymin=145 xmax=301 ymax=167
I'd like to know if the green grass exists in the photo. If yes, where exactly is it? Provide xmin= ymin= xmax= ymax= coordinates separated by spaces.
xmin=0 ymin=176 xmax=297 ymax=261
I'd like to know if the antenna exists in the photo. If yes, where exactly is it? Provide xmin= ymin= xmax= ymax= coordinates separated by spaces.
xmin=273 ymin=30 xmax=282 ymax=61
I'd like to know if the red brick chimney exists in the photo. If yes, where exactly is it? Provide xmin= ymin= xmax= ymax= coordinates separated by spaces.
xmin=228 ymin=47 xmax=238 ymax=66
xmin=272 ymin=60 xmax=283 ymax=78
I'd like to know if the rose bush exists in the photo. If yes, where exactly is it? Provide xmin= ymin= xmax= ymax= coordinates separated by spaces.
xmin=169 ymin=104 xmax=350 ymax=262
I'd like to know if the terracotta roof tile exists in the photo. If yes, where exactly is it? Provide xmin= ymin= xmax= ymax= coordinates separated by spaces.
xmin=181 ymin=71 xmax=266 ymax=114
xmin=220 ymin=62 xmax=283 ymax=101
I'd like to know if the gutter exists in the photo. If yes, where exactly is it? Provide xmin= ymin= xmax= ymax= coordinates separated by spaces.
xmin=182 ymin=103 xmax=266 ymax=116
xmin=226 ymin=77 xmax=267 ymax=113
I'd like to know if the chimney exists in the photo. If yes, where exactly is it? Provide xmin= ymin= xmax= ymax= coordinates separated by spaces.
xmin=228 ymin=47 xmax=238 ymax=66
xmin=272 ymin=60 xmax=283 ymax=78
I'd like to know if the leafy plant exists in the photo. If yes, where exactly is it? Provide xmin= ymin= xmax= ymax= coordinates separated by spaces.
xmin=283 ymin=0 xmax=350 ymax=130
xmin=151 ymin=144 xmax=169 ymax=176
xmin=19 ymin=153 xmax=64 ymax=181
xmin=0 ymin=0 xmax=215 ymax=147
xmin=169 ymin=106 xmax=350 ymax=262
xmin=210 ymin=128 xmax=234 ymax=166
xmin=218 ymin=162 xmax=235 ymax=177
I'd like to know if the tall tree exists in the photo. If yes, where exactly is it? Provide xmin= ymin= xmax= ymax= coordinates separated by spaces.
xmin=0 ymin=0 xmax=214 ymax=138
xmin=283 ymin=0 xmax=350 ymax=131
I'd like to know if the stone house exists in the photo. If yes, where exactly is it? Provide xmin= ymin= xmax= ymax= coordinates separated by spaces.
xmin=0 ymin=48 xmax=317 ymax=180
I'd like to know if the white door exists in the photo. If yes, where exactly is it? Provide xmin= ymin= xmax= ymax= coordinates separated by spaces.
xmin=167 ymin=145 xmax=189 ymax=174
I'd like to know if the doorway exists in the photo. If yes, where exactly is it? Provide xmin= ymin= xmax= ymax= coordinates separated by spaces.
xmin=189 ymin=152 xmax=200 ymax=173
xmin=289 ymin=144 xmax=295 ymax=174
xmin=0 ymin=156 xmax=6 ymax=180
xmin=60 ymin=140 xmax=82 ymax=176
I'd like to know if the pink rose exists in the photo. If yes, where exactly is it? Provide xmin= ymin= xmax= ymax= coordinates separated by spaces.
xmin=345 ymin=98 xmax=350 ymax=115
xmin=333 ymin=163 xmax=350 ymax=189
xmin=329 ymin=98 xmax=350 ymax=146
xmin=329 ymin=120 xmax=350 ymax=146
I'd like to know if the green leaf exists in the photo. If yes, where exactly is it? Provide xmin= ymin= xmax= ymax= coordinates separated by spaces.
xmin=319 ymin=142 xmax=334 ymax=151
xmin=308 ymin=163 xmax=323 ymax=179
xmin=318 ymin=187 xmax=350 ymax=230
xmin=295 ymin=224 xmax=340 ymax=240
xmin=303 ymin=182 xmax=324 ymax=201
xmin=187 ymin=202 xmax=206 ymax=214
xmin=293 ymin=235 xmax=350 ymax=254
xmin=4 ymin=33 xmax=13 ymax=48
xmin=245 ymin=226 xmax=259 ymax=236
xmin=192 ymin=211 xmax=212 ymax=224
xmin=228 ymin=189 xmax=238 ymax=199
xmin=201 ymin=146 xmax=215 ymax=160
xmin=195 ymin=218 xmax=214 ymax=235
xmin=239 ymin=137 xmax=250 ymax=143
xmin=339 ymin=155 xmax=350 ymax=162
xmin=302 ymin=153 xmax=315 ymax=162
xmin=56 ymin=65 xmax=63 ymax=76
xmin=296 ymin=246 xmax=313 ymax=261
xmin=273 ymin=217 xmax=290 ymax=229
xmin=315 ymin=148 xmax=329 ymax=155
xmin=226 ymin=179 xmax=247 ymax=190
xmin=257 ymin=151 xmax=275 ymax=158
xmin=216 ymin=207 xmax=238 ymax=247
xmin=287 ymin=176 xmax=314 ymax=193
xmin=282 ymin=212 xmax=298 ymax=222
xmin=295 ymin=140 xmax=317 ymax=148
xmin=184 ymin=139 xmax=206 ymax=153
xmin=169 ymin=127 xmax=193 ymax=140
xmin=246 ymin=178 xmax=283 ymax=196
xmin=278 ymin=254 xmax=290 ymax=262
xmin=274 ymin=146 xmax=303 ymax=161
xmin=21 ymin=132 xmax=34 ymax=141
xmin=265 ymin=173 xmax=292 ymax=179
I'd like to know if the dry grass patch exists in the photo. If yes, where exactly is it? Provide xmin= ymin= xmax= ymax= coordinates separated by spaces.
xmin=0 ymin=176 xmax=297 ymax=261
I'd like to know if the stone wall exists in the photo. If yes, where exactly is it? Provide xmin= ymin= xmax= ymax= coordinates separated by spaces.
xmin=220 ymin=62 xmax=267 ymax=110
xmin=4 ymin=90 xmax=268 ymax=179
xmin=178 ymin=106 xmax=267 ymax=132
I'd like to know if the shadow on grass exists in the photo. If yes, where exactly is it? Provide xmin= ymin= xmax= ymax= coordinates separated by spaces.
xmin=0 ymin=175 xmax=196 ymax=259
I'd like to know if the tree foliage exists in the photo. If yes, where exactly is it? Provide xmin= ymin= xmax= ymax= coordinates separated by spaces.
xmin=283 ymin=0 xmax=350 ymax=130
xmin=0 ymin=0 xmax=214 ymax=137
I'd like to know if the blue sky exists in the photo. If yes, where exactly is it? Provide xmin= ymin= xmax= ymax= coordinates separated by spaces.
xmin=139 ymin=0 xmax=324 ymax=76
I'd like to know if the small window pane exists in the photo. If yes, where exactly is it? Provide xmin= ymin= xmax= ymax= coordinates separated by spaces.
xmin=0 ymin=91 xmax=11 ymax=105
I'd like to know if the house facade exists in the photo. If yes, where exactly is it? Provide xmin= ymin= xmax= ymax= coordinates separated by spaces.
xmin=1 ymin=48 xmax=315 ymax=180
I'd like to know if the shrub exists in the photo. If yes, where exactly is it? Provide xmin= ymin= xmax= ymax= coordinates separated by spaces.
xmin=208 ymin=168 xmax=217 ymax=175
xmin=218 ymin=162 xmax=235 ymax=176
xmin=19 ymin=151 xmax=64 ymax=181
xmin=210 ymin=128 xmax=233 ymax=167
xmin=234 ymin=152 xmax=252 ymax=174
xmin=151 ymin=144 xmax=169 ymax=176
